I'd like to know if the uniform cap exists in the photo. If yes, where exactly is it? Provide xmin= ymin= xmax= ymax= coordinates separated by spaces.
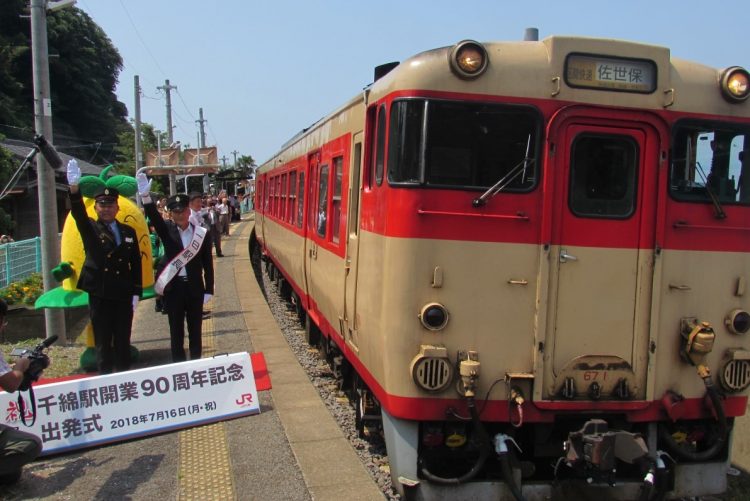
xmin=94 ymin=186 xmax=119 ymax=204
xmin=166 ymin=194 xmax=189 ymax=210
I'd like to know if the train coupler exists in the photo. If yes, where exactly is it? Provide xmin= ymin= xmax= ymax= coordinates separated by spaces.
xmin=562 ymin=419 xmax=649 ymax=485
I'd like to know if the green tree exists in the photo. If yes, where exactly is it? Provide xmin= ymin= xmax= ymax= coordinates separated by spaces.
xmin=47 ymin=8 xmax=129 ymax=163
xmin=236 ymin=154 xmax=257 ymax=178
xmin=0 ymin=0 xmax=31 ymax=134
xmin=0 ymin=2 xmax=129 ymax=164
xmin=0 ymin=135 xmax=19 ymax=235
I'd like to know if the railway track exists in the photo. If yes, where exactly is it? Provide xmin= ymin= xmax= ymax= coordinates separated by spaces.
xmin=253 ymin=255 xmax=399 ymax=500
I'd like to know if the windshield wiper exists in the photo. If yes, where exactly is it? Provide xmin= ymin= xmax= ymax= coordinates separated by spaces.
xmin=473 ymin=134 xmax=533 ymax=208
xmin=473 ymin=150 xmax=534 ymax=209
xmin=695 ymin=161 xmax=727 ymax=219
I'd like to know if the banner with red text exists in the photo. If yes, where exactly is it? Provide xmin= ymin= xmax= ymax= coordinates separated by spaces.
xmin=0 ymin=352 xmax=260 ymax=455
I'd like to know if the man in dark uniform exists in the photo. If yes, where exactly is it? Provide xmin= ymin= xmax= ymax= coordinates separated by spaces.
xmin=138 ymin=174 xmax=214 ymax=362
xmin=66 ymin=160 xmax=142 ymax=373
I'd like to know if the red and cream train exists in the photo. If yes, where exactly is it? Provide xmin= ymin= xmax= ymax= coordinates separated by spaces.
xmin=251 ymin=33 xmax=750 ymax=500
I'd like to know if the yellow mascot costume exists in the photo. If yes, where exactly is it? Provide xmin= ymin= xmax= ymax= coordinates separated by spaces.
xmin=35 ymin=167 xmax=155 ymax=370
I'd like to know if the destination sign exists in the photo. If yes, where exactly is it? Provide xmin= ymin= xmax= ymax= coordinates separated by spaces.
xmin=566 ymin=54 xmax=656 ymax=93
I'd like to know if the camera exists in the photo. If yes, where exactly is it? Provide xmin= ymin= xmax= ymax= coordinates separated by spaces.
xmin=10 ymin=335 xmax=57 ymax=391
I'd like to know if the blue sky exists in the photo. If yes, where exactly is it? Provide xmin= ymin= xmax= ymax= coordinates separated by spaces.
xmin=76 ymin=0 xmax=749 ymax=165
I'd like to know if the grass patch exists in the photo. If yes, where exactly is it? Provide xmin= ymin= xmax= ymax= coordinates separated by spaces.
xmin=0 ymin=333 xmax=88 ymax=379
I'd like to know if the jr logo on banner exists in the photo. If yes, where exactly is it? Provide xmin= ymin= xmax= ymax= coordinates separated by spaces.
xmin=0 ymin=352 xmax=260 ymax=455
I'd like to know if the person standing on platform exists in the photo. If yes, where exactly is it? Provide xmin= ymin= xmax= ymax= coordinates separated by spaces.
xmin=188 ymin=192 xmax=209 ymax=230
xmin=229 ymin=194 xmax=239 ymax=221
xmin=207 ymin=199 xmax=223 ymax=257
xmin=138 ymin=174 xmax=214 ymax=362
xmin=66 ymin=160 xmax=142 ymax=373
xmin=217 ymin=196 xmax=230 ymax=236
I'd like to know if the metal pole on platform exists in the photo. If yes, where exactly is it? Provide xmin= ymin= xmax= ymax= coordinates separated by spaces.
xmin=30 ymin=0 xmax=66 ymax=342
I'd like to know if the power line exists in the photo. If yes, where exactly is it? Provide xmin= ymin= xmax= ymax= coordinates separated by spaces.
xmin=116 ymin=0 xmax=170 ymax=80
xmin=206 ymin=121 xmax=221 ymax=150
xmin=174 ymin=89 xmax=196 ymax=121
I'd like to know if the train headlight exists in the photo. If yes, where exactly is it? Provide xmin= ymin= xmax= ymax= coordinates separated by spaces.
xmin=726 ymin=309 xmax=750 ymax=335
xmin=720 ymin=66 xmax=750 ymax=103
xmin=419 ymin=303 xmax=449 ymax=331
xmin=449 ymin=40 xmax=488 ymax=79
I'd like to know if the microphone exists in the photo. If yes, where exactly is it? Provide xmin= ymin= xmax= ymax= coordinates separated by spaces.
xmin=41 ymin=335 xmax=59 ymax=348
xmin=33 ymin=135 xmax=63 ymax=170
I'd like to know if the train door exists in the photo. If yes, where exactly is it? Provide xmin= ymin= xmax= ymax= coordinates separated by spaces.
xmin=306 ymin=151 xmax=330 ymax=326
xmin=343 ymin=132 xmax=364 ymax=350
xmin=304 ymin=152 xmax=320 ymax=314
xmin=545 ymin=112 xmax=661 ymax=401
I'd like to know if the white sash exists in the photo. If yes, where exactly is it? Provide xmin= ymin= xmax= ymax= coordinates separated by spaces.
xmin=154 ymin=225 xmax=207 ymax=295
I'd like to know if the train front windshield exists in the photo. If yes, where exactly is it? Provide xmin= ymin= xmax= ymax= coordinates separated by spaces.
xmin=387 ymin=99 xmax=540 ymax=192
xmin=670 ymin=121 xmax=750 ymax=205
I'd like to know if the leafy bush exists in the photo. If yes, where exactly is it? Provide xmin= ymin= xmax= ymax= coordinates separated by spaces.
xmin=0 ymin=273 xmax=44 ymax=306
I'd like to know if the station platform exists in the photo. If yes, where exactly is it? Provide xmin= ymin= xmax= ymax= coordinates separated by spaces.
xmin=2 ymin=214 xmax=385 ymax=500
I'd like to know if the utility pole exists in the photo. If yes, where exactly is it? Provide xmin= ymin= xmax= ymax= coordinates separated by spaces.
xmin=134 ymin=75 xmax=143 ymax=173
xmin=231 ymin=150 xmax=239 ymax=168
xmin=30 ymin=0 xmax=65 ymax=342
xmin=157 ymin=79 xmax=177 ymax=195
xmin=220 ymin=155 xmax=228 ymax=169
xmin=196 ymin=108 xmax=209 ymax=193
xmin=196 ymin=108 xmax=207 ymax=148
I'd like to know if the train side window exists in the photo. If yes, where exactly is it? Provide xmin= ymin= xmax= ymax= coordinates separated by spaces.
xmin=317 ymin=164 xmax=329 ymax=238
xmin=281 ymin=173 xmax=288 ymax=221
xmin=308 ymin=168 xmax=316 ymax=233
xmin=264 ymin=179 xmax=270 ymax=213
xmin=332 ymin=157 xmax=343 ymax=244
xmin=388 ymin=100 xmax=424 ymax=183
xmin=268 ymin=177 xmax=275 ymax=215
xmin=289 ymin=171 xmax=297 ymax=225
xmin=569 ymin=134 xmax=638 ymax=218
xmin=269 ymin=177 xmax=274 ymax=216
xmin=297 ymin=172 xmax=305 ymax=228
xmin=276 ymin=176 xmax=282 ymax=217
xmin=374 ymin=105 xmax=387 ymax=186
xmin=670 ymin=121 xmax=750 ymax=205
xmin=270 ymin=176 xmax=276 ymax=216
xmin=350 ymin=141 xmax=362 ymax=236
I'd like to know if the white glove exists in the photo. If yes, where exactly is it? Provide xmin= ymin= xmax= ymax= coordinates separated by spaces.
xmin=136 ymin=173 xmax=152 ymax=196
xmin=66 ymin=159 xmax=81 ymax=185
xmin=132 ymin=295 xmax=139 ymax=312
xmin=203 ymin=293 xmax=212 ymax=304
